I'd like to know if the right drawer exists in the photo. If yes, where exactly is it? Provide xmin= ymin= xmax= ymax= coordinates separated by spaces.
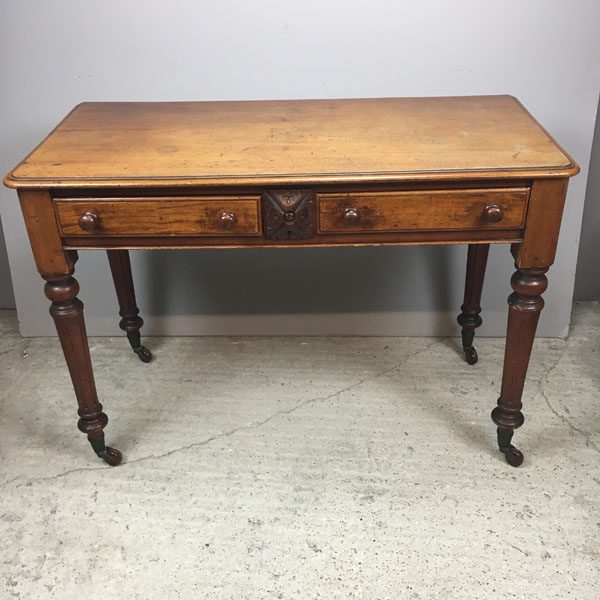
xmin=317 ymin=188 xmax=529 ymax=233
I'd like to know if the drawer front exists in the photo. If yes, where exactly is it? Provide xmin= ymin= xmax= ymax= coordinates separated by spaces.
xmin=55 ymin=196 xmax=261 ymax=237
xmin=318 ymin=188 xmax=529 ymax=233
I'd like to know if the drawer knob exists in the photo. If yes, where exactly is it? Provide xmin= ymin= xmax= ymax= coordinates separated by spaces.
xmin=483 ymin=204 xmax=503 ymax=223
xmin=343 ymin=207 xmax=361 ymax=224
xmin=78 ymin=211 xmax=100 ymax=232
xmin=219 ymin=211 xmax=237 ymax=229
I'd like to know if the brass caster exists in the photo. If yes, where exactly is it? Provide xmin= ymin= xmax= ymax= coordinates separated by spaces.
xmin=496 ymin=427 xmax=524 ymax=467
xmin=96 ymin=446 xmax=123 ymax=466
xmin=133 ymin=345 xmax=153 ymax=363
xmin=501 ymin=444 xmax=524 ymax=467
xmin=464 ymin=346 xmax=478 ymax=365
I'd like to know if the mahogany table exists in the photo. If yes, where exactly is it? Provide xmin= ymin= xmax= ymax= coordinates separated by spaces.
xmin=3 ymin=96 xmax=579 ymax=467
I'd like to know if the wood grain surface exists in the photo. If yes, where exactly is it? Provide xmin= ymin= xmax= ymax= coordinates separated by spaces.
xmin=318 ymin=188 xmax=528 ymax=233
xmin=55 ymin=196 xmax=261 ymax=237
xmin=4 ymin=96 xmax=578 ymax=189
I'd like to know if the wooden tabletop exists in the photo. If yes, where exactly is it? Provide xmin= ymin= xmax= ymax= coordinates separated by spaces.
xmin=4 ymin=96 xmax=578 ymax=189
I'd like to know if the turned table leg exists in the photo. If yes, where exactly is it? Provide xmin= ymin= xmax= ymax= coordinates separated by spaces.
xmin=457 ymin=243 xmax=490 ymax=365
xmin=491 ymin=266 xmax=548 ymax=467
xmin=107 ymin=250 xmax=152 ymax=363
xmin=44 ymin=268 xmax=122 ymax=465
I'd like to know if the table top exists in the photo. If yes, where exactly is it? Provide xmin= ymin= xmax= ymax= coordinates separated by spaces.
xmin=4 ymin=96 xmax=578 ymax=189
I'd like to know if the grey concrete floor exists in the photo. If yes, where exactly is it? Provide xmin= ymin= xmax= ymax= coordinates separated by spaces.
xmin=1 ymin=303 xmax=599 ymax=599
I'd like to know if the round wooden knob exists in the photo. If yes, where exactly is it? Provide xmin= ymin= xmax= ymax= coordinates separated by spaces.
xmin=219 ymin=211 xmax=236 ymax=229
xmin=483 ymin=204 xmax=503 ymax=223
xmin=78 ymin=211 xmax=99 ymax=232
xmin=343 ymin=207 xmax=361 ymax=224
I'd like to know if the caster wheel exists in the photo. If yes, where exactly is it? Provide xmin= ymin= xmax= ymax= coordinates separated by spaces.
xmin=502 ymin=445 xmax=524 ymax=467
xmin=134 ymin=345 xmax=153 ymax=363
xmin=464 ymin=346 xmax=478 ymax=365
xmin=97 ymin=447 xmax=123 ymax=466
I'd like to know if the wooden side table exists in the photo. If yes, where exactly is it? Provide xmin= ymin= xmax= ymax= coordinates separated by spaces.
xmin=3 ymin=96 xmax=579 ymax=467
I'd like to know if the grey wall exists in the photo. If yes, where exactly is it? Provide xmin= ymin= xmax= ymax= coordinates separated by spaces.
xmin=575 ymin=96 xmax=600 ymax=300
xmin=0 ymin=217 xmax=15 ymax=309
xmin=1 ymin=0 xmax=599 ymax=337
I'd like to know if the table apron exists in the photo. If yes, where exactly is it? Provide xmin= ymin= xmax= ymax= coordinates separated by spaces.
xmin=61 ymin=230 xmax=523 ymax=250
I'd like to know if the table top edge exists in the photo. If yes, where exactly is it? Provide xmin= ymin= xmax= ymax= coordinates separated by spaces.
xmin=3 ymin=163 xmax=580 ymax=190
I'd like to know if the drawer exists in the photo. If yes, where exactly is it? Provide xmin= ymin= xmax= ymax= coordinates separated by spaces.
xmin=55 ymin=196 xmax=261 ymax=237
xmin=317 ymin=188 xmax=529 ymax=233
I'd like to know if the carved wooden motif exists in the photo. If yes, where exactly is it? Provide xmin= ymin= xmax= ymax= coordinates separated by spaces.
xmin=262 ymin=189 xmax=316 ymax=240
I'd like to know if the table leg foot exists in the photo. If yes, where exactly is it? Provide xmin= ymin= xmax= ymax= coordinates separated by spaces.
xmin=492 ymin=400 xmax=525 ymax=468
xmin=133 ymin=345 xmax=153 ymax=363
xmin=496 ymin=427 xmax=524 ymax=467
xmin=462 ymin=334 xmax=479 ymax=365
xmin=88 ymin=436 xmax=123 ymax=466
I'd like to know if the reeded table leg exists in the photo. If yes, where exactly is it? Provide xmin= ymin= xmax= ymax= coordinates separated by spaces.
xmin=44 ymin=267 xmax=122 ymax=466
xmin=492 ymin=266 xmax=548 ymax=467
xmin=107 ymin=250 xmax=152 ymax=363
xmin=457 ymin=243 xmax=490 ymax=365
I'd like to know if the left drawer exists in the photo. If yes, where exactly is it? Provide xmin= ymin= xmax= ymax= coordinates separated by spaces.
xmin=54 ymin=196 xmax=262 ymax=237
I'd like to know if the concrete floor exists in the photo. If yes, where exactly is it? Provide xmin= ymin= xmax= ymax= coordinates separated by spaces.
xmin=1 ymin=303 xmax=599 ymax=599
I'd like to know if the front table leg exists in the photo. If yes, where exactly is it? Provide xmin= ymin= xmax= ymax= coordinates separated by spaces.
xmin=492 ymin=267 xmax=548 ymax=467
xmin=44 ymin=271 xmax=122 ymax=466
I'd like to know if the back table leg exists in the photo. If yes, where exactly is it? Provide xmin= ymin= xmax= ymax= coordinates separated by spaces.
xmin=107 ymin=250 xmax=152 ymax=363
xmin=457 ymin=244 xmax=490 ymax=365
